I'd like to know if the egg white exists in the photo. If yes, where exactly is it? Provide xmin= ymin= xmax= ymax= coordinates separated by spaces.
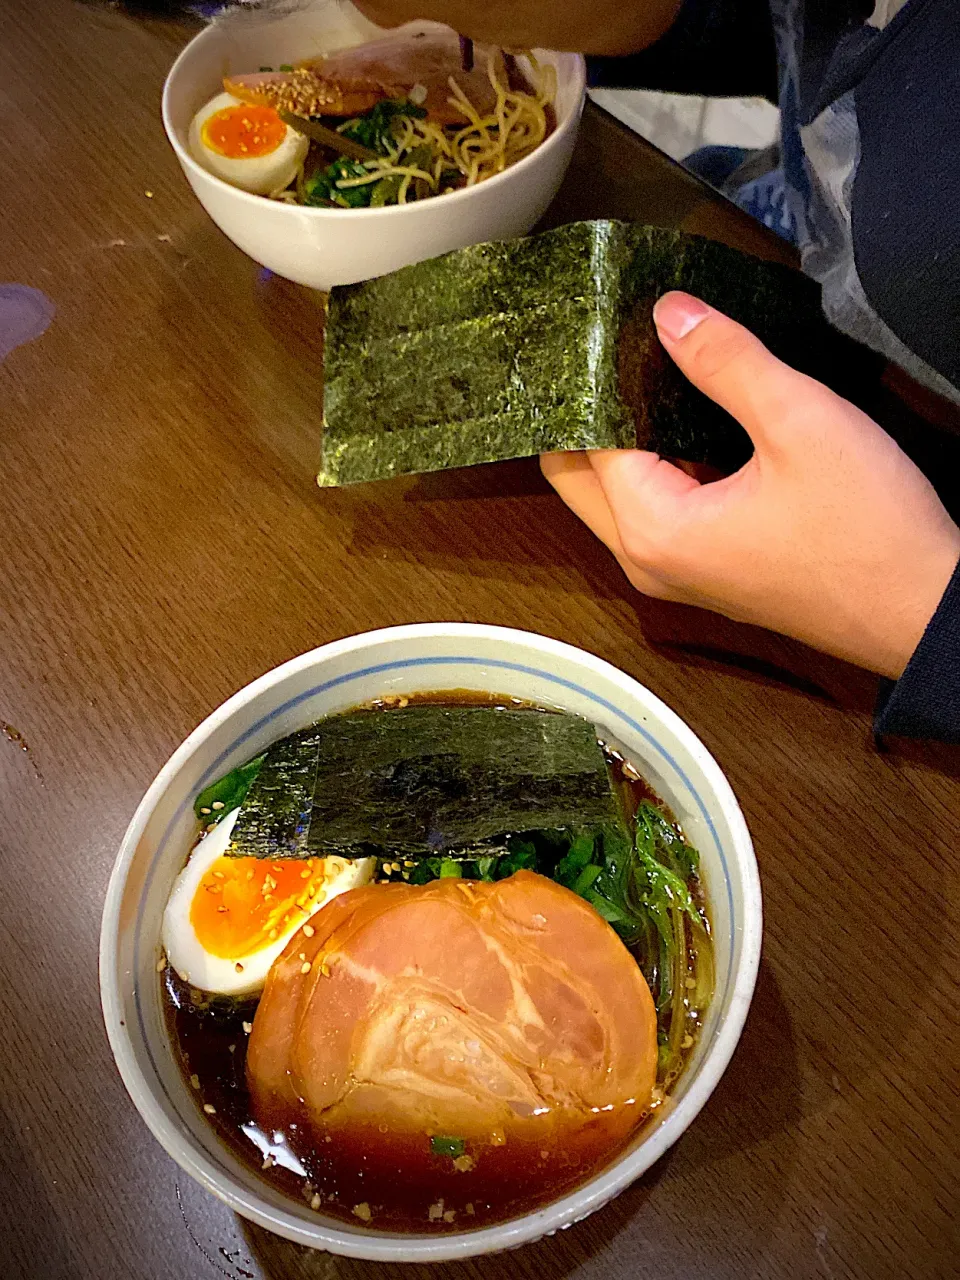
xmin=161 ymin=808 xmax=374 ymax=997
xmin=188 ymin=91 xmax=309 ymax=196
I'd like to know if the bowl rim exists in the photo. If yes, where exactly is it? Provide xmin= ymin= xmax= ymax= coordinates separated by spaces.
xmin=161 ymin=21 xmax=587 ymax=220
xmin=100 ymin=622 xmax=762 ymax=1262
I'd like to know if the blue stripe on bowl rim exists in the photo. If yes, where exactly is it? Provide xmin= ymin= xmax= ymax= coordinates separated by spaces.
xmin=134 ymin=655 xmax=736 ymax=1179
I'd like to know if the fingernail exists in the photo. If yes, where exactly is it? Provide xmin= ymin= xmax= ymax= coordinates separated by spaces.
xmin=653 ymin=292 xmax=711 ymax=343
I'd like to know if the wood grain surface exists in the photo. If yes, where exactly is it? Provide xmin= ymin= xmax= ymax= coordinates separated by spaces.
xmin=1 ymin=4 xmax=957 ymax=1279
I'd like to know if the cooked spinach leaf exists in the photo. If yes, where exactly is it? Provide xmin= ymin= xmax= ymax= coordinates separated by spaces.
xmin=193 ymin=755 xmax=265 ymax=825
xmin=430 ymin=1135 xmax=466 ymax=1158
xmin=339 ymin=99 xmax=426 ymax=154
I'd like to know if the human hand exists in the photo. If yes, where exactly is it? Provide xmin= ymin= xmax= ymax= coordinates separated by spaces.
xmin=351 ymin=0 xmax=681 ymax=55
xmin=541 ymin=292 xmax=960 ymax=679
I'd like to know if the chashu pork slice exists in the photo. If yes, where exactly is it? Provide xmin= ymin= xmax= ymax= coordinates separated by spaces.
xmin=247 ymin=870 xmax=657 ymax=1144
xmin=225 ymin=24 xmax=506 ymax=125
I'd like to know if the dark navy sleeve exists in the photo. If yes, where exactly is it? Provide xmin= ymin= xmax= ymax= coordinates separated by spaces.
xmin=587 ymin=0 xmax=777 ymax=100
xmin=875 ymin=557 xmax=960 ymax=744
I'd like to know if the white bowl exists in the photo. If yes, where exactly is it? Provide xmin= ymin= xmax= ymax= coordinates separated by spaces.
xmin=161 ymin=4 xmax=586 ymax=289
xmin=100 ymin=623 xmax=761 ymax=1263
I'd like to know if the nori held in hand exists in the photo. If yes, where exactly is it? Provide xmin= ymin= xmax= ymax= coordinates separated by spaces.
xmin=226 ymin=704 xmax=627 ymax=860
xmin=319 ymin=220 xmax=880 ymax=485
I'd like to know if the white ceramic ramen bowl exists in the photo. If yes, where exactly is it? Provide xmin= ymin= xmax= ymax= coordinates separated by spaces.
xmin=100 ymin=623 xmax=761 ymax=1263
xmin=161 ymin=3 xmax=586 ymax=289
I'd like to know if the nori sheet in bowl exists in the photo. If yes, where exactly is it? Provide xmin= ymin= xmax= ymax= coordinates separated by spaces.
xmin=226 ymin=705 xmax=627 ymax=861
xmin=319 ymin=220 xmax=880 ymax=486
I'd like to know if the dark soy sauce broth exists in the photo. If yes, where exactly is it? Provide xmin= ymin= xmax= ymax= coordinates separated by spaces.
xmin=162 ymin=691 xmax=713 ymax=1232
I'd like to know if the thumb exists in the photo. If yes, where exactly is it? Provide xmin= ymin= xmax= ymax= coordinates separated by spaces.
xmin=652 ymin=291 xmax=837 ymax=453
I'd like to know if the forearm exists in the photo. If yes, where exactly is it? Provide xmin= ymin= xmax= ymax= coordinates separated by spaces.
xmin=875 ymin=559 xmax=960 ymax=744
xmin=353 ymin=0 xmax=683 ymax=55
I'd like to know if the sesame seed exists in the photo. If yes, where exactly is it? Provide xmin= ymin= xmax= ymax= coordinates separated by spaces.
xmin=203 ymin=1104 xmax=216 ymax=1114
xmin=310 ymin=1193 xmax=321 ymax=1210
xmin=298 ymin=952 xmax=306 ymax=961
xmin=190 ymin=1074 xmax=200 ymax=1089
xmin=228 ymin=1044 xmax=236 ymax=1054
xmin=682 ymin=1034 xmax=694 ymax=1049
xmin=235 ymin=962 xmax=244 ymax=973
xmin=442 ymin=1209 xmax=455 ymax=1223
xmin=262 ymin=1155 xmax=275 ymax=1170
xmin=213 ymin=870 xmax=225 ymax=879
xmin=199 ymin=807 xmax=212 ymax=815
xmin=465 ymin=1202 xmax=475 ymax=1215
xmin=300 ymin=868 xmax=311 ymax=879
xmin=144 ymin=190 xmax=154 ymax=198
xmin=320 ymin=962 xmax=330 ymax=977
xmin=217 ymin=905 xmax=228 ymax=913
xmin=212 ymin=800 xmax=225 ymax=811
xmin=301 ymin=961 xmax=312 ymax=975
xmin=352 ymin=1202 xmax=372 ymax=1222
xmin=242 ymin=1021 xmax=253 ymax=1034
xmin=685 ymin=976 xmax=696 ymax=989
xmin=302 ymin=924 xmax=315 ymax=937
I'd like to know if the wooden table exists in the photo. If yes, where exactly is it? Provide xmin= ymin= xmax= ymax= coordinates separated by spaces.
xmin=2 ymin=4 xmax=958 ymax=1279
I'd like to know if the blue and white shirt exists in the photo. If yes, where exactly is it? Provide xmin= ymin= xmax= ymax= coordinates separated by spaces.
xmin=591 ymin=0 xmax=960 ymax=741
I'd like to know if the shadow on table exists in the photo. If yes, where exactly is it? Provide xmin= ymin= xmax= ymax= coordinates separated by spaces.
xmin=678 ymin=960 xmax=802 ymax=1165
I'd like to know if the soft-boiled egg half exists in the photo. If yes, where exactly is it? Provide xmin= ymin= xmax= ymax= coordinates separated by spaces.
xmin=162 ymin=808 xmax=374 ymax=997
xmin=187 ymin=92 xmax=309 ymax=195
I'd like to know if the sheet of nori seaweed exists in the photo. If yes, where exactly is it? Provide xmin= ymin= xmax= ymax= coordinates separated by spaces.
xmin=614 ymin=224 xmax=879 ymax=470
xmin=320 ymin=222 xmax=632 ymax=486
xmin=226 ymin=730 xmax=320 ymax=859
xmin=319 ymin=220 xmax=881 ymax=485
xmin=226 ymin=705 xmax=626 ymax=860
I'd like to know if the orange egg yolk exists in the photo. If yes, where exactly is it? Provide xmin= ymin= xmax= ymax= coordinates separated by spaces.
xmin=190 ymin=856 xmax=328 ymax=959
xmin=201 ymin=104 xmax=286 ymax=159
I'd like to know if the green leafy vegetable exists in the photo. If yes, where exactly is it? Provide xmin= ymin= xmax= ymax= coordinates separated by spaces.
xmin=193 ymin=755 xmax=265 ymax=825
xmin=430 ymin=1135 xmax=466 ymax=1158
xmin=369 ymin=175 xmax=402 ymax=207
xmin=279 ymin=63 xmax=293 ymax=72
xmin=303 ymin=157 xmax=372 ymax=209
xmin=578 ymin=803 xmax=713 ymax=1081
xmin=339 ymin=99 xmax=426 ymax=154
xmin=301 ymin=101 xmax=432 ymax=211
